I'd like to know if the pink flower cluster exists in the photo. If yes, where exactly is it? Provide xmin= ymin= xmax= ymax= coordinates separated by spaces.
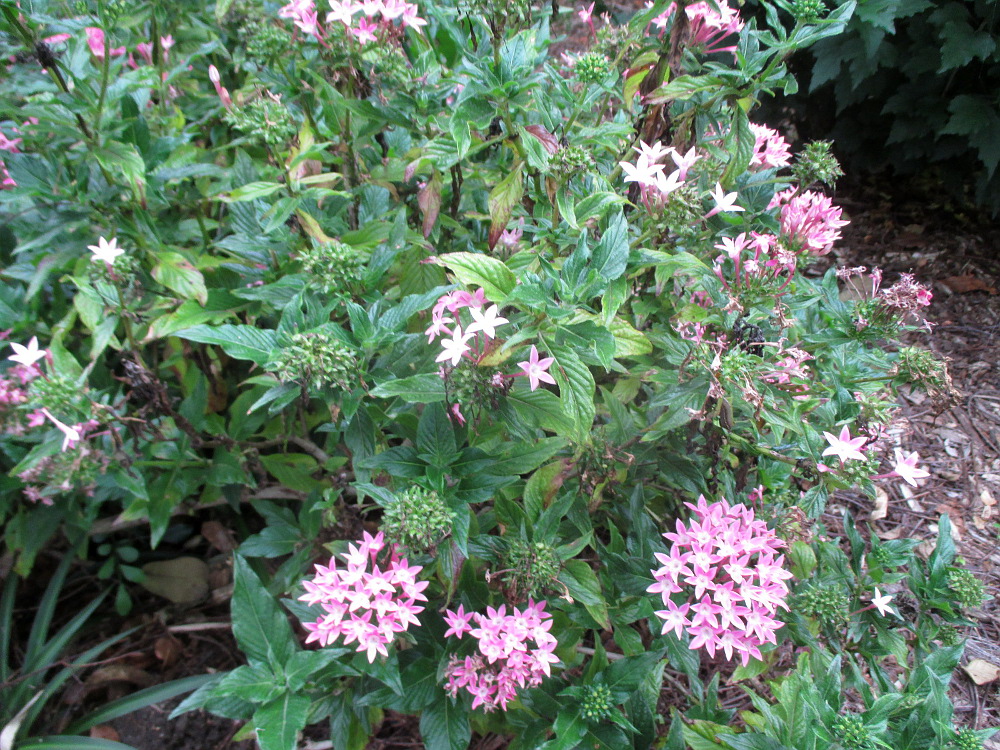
xmin=649 ymin=495 xmax=792 ymax=667
xmin=1 ymin=124 xmax=20 ymax=190
xmin=426 ymin=288 xmax=555 ymax=395
xmin=442 ymin=601 xmax=559 ymax=712
xmin=279 ymin=0 xmax=425 ymax=46
xmin=749 ymin=123 xmax=792 ymax=170
xmin=84 ymin=27 xmax=126 ymax=60
xmin=769 ymin=188 xmax=849 ymax=256
xmin=299 ymin=531 xmax=427 ymax=662
xmin=652 ymin=1 xmax=744 ymax=55
xmin=712 ymin=231 xmax=798 ymax=295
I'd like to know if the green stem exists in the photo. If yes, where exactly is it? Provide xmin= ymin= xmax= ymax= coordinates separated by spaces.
xmin=725 ymin=431 xmax=799 ymax=465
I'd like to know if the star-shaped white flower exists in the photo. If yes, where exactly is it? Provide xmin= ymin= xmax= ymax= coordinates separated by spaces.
xmin=890 ymin=448 xmax=930 ymax=487
xmin=465 ymin=304 xmax=508 ymax=339
xmin=821 ymin=425 xmax=868 ymax=463
xmin=8 ymin=336 xmax=46 ymax=367
xmin=435 ymin=327 xmax=474 ymax=367
xmin=87 ymin=236 xmax=125 ymax=265
xmin=871 ymin=588 xmax=895 ymax=617
xmin=708 ymin=183 xmax=745 ymax=214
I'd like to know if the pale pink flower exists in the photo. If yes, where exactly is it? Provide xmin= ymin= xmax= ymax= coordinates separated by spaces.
xmin=351 ymin=16 xmax=378 ymax=43
xmin=748 ymin=123 xmax=791 ymax=169
xmin=620 ymin=154 xmax=665 ymax=188
xmin=400 ymin=3 xmax=427 ymax=30
xmin=8 ymin=336 xmax=46 ymax=367
xmin=669 ymin=146 xmax=699 ymax=180
xmin=821 ymin=425 xmax=868 ymax=463
xmin=436 ymin=327 xmax=474 ymax=366
xmin=577 ymin=2 xmax=595 ymax=23
xmin=517 ymin=346 xmax=555 ymax=391
xmin=87 ymin=236 xmax=125 ymax=265
xmin=465 ymin=304 xmax=508 ymax=339
xmin=0 ymin=132 xmax=21 ymax=153
xmin=705 ymin=183 xmax=744 ymax=218
xmin=40 ymin=408 xmax=82 ymax=451
xmin=326 ymin=0 xmax=357 ymax=25
xmin=208 ymin=65 xmax=233 ymax=109
xmin=871 ymin=588 xmax=895 ymax=617
xmin=888 ymin=448 xmax=929 ymax=487
xmin=769 ymin=188 xmax=848 ymax=255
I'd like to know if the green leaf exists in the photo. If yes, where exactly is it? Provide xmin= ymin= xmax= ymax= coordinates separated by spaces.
xmin=722 ymin=106 xmax=755 ymax=185
xmin=152 ymin=252 xmax=208 ymax=305
xmin=371 ymin=373 xmax=446 ymax=403
xmin=174 ymin=325 xmax=277 ymax=365
xmin=523 ymin=461 xmax=568 ymax=523
xmin=549 ymin=345 xmax=596 ymax=444
xmin=507 ymin=386 xmax=576 ymax=436
xmin=253 ymin=692 xmax=310 ymax=750
xmin=419 ymin=695 xmax=471 ymax=750
xmin=94 ymin=141 xmax=145 ymax=202
xmin=224 ymin=181 xmax=286 ymax=202
xmin=65 ymin=675 xmax=217 ymax=734
xmin=722 ymin=736 xmax=795 ymax=750
xmin=558 ymin=559 xmax=609 ymax=628
xmin=17 ymin=737 xmax=139 ymax=750
xmin=437 ymin=252 xmax=517 ymax=302
xmin=591 ymin=211 xmax=629 ymax=282
xmin=487 ymin=163 xmax=524 ymax=250
xmin=231 ymin=555 xmax=296 ymax=668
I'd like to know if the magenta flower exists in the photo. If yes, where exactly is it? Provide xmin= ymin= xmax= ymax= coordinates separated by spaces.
xmin=821 ymin=425 xmax=868 ymax=463
xmin=517 ymin=346 xmax=555 ymax=391
xmin=649 ymin=494 xmax=790 ymax=667
xmin=351 ymin=17 xmax=379 ymax=43
xmin=443 ymin=600 xmax=559 ymax=712
xmin=299 ymin=531 xmax=427 ymax=662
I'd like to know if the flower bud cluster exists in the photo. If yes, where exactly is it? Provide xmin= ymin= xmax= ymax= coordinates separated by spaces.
xmin=947 ymin=569 xmax=986 ymax=609
xmin=298 ymin=240 xmax=366 ymax=296
xmin=270 ymin=332 xmax=358 ymax=391
xmin=795 ymin=584 xmax=849 ymax=626
xmin=831 ymin=713 xmax=876 ymax=750
xmin=574 ymin=52 xmax=612 ymax=84
xmin=380 ymin=486 xmax=454 ymax=552
xmin=580 ymin=683 xmax=614 ymax=723
xmin=299 ymin=531 xmax=428 ymax=662
xmin=550 ymin=145 xmax=596 ymax=179
xmin=649 ymin=494 xmax=792 ymax=666
xmin=442 ymin=601 xmax=559 ymax=712
xmin=951 ymin=727 xmax=985 ymax=750
xmin=501 ymin=539 xmax=561 ymax=600
xmin=792 ymin=140 xmax=843 ymax=187
xmin=223 ymin=93 xmax=297 ymax=148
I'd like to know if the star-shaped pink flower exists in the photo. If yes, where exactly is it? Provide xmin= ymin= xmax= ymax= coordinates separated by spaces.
xmin=517 ymin=346 xmax=555 ymax=391
xmin=889 ymin=448 xmax=929 ymax=487
xmin=821 ymin=425 xmax=868 ymax=463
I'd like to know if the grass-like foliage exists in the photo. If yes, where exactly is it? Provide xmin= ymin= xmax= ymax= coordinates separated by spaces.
xmin=0 ymin=0 xmax=993 ymax=748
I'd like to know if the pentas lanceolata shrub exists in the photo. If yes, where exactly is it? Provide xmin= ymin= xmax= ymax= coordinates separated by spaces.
xmin=1 ymin=0 xmax=994 ymax=749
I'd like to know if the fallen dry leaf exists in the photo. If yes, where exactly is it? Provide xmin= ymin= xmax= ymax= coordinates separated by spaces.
xmin=981 ymin=488 xmax=997 ymax=507
xmin=90 ymin=726 xmax=120 ymax=742
xmin=141 ymin=557 xmax=210 ymax=603
xmin=154 ymin=635 xmax=182 ymax=667
xmin=941 ymin=275 xmax=997 ymax=295
xmin=201 ymin=520 xmax=235 ymax=553
xmin=963 ymin=658 xmax=1000 ymax=685
xmin=870 ymin=486 xmax=889 ymax=521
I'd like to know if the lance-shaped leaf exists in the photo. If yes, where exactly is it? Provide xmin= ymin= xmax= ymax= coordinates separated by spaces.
xmin=488 ymin=162 xmax=524 ymax=250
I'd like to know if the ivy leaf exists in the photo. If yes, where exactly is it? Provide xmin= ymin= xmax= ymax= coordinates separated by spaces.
xmin=175 ymin=325 xmax=278 ymax=365
xmin=253 ymin=692 xmax=310 ymax=750
xmin=487 ymin=162 xmax=524 ymax=250
xmin=153 ymin=252 xmax=208 ymax=305
xmin=437 ymin=252 xmax=516 ymax=302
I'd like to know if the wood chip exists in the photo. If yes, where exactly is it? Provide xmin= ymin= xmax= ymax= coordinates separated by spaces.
xmin=870 ymin=487 xmax=889 ymax=521
xmin=941 ymin=275 xmax=998 ymax=295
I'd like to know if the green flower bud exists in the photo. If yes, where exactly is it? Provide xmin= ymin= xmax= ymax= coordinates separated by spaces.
xmin=298 ymin=240 xmax=366 ymax=297
xmin=791 ymin=0 xmax=827 ymax=23
xmin=792 ymin=141 xmax=843 ymax=187
xmin=575 ymin=52 xmax=612 ymax=84
xmin=223 ymin=93 xmax=297 ymax=148
xmin=831 ymin=713 xmax=875 ymax=750
xmin=580 ymin=683 xmax=614 ymax=723
xmin=270 ymin=332 xmax=358 ymax=391
xmin=951 ymin=728 xmax=984 ymax=750
xmin=502 ymin=538 xmax=561 ymax=600
xmin=796 ymin=584 xmax=849 ymax=626
xmin=947 ymin=569 xmax=986 ymax=609
xmin=381 ymin=487 xmax=454 ymax=553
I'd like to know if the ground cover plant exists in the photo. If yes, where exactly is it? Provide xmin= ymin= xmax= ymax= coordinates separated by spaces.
xmin=0 ymin=0 xmax=995 ymax=748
